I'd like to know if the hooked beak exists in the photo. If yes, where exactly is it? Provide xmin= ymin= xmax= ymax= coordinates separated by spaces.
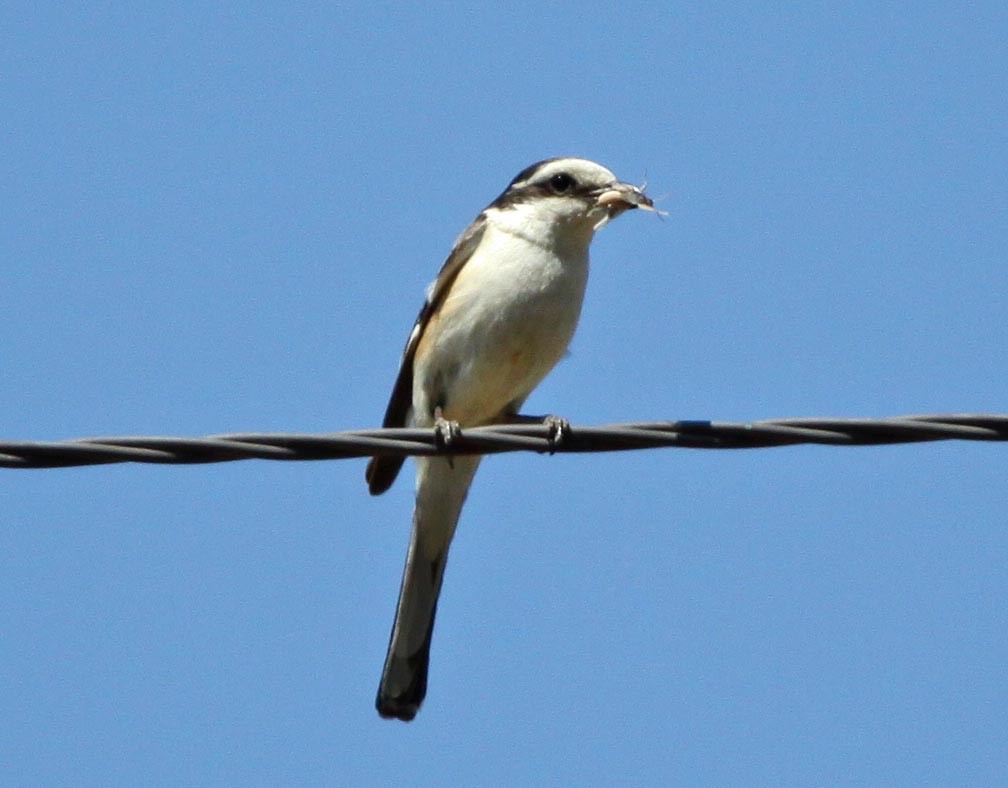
xmin=595 ymin=182 xmax=655 ymax=212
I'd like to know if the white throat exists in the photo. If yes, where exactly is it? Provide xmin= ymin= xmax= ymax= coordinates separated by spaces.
xmin=483 ymin=200 xmax=599 ymax=261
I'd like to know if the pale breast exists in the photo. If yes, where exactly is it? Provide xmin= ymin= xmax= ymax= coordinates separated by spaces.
xmin=412 ymin=224 xmax=590 ymax=426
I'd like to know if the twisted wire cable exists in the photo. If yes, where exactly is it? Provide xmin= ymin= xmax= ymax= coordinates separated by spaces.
xmin=1 ymin=413 xmax=1004 ymax=469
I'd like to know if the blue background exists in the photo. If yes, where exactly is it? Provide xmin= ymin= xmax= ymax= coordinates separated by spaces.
xmin=2 ymin=4 xmax=1006 ymax=785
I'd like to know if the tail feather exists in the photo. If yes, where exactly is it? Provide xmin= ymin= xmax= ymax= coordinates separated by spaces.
xmin=374 ymin=540 xmax=444 ymax=720
xmin=376 ymin=455 xmax=481 ymax=721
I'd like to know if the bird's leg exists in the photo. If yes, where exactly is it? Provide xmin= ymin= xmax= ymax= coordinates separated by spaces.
xmin=506 ymin=413 xmax=571 ymax=454
xmin=540 ymin=415 xmax=571 ymax=454
xmin=432 ymin=405 xmax=461 ymax=467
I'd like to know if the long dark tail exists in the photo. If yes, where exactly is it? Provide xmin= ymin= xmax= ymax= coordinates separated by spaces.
xmin=376 ymin=455 xmax=481 ymax=721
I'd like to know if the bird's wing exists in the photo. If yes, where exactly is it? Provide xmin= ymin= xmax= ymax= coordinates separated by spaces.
xmin=365 ymin=214 xmax=488 ymax=495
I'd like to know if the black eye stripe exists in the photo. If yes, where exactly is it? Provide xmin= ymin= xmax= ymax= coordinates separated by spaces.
xmin=488 ymin=162 xmax=604 ymax=211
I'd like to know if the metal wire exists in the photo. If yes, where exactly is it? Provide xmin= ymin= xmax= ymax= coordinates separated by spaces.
xmin=0 ymin=413 xmax=1004 ymax=469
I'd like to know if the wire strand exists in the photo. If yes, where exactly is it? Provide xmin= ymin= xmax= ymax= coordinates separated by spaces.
xmin=1 ymin=413 xmax=1005 ymax=469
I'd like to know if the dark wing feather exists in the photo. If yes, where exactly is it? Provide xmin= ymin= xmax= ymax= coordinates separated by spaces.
xmin=365 ymin=215 xmax=488 ymax=495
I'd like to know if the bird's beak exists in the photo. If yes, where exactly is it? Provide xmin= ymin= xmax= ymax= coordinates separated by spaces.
xmin=595 ymin=182 xmax=655 ymax=212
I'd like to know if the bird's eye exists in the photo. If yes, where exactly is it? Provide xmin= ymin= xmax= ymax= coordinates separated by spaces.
xmin=548 ymin=173 xmax=575 ymax=193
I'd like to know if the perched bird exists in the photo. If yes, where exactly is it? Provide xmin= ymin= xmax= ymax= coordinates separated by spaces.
xmin=367 ymin=157 xmax=654 ymax=721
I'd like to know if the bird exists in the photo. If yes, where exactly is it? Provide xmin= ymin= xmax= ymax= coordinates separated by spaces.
xmin=366 ymin=157 xmax=654 ymax=721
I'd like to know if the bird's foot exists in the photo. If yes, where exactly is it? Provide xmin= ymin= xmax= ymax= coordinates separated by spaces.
xmin=433 ymin=406 xmax=461 ymax=467
xmin=541 ymin=415 xmax=570 ymax=454
xmin=506 ymin=413 xmax=571 ymax=454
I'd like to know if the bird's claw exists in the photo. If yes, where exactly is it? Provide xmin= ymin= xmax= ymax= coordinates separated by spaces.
xmin=542 ymin=415 xmax=570 ymax=454
xmin=433 ymin=407 xmax=461 ymax=466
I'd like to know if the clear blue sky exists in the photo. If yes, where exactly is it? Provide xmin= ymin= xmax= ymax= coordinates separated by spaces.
xmin=3 ymin=4 xmax=1006 ymax=786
